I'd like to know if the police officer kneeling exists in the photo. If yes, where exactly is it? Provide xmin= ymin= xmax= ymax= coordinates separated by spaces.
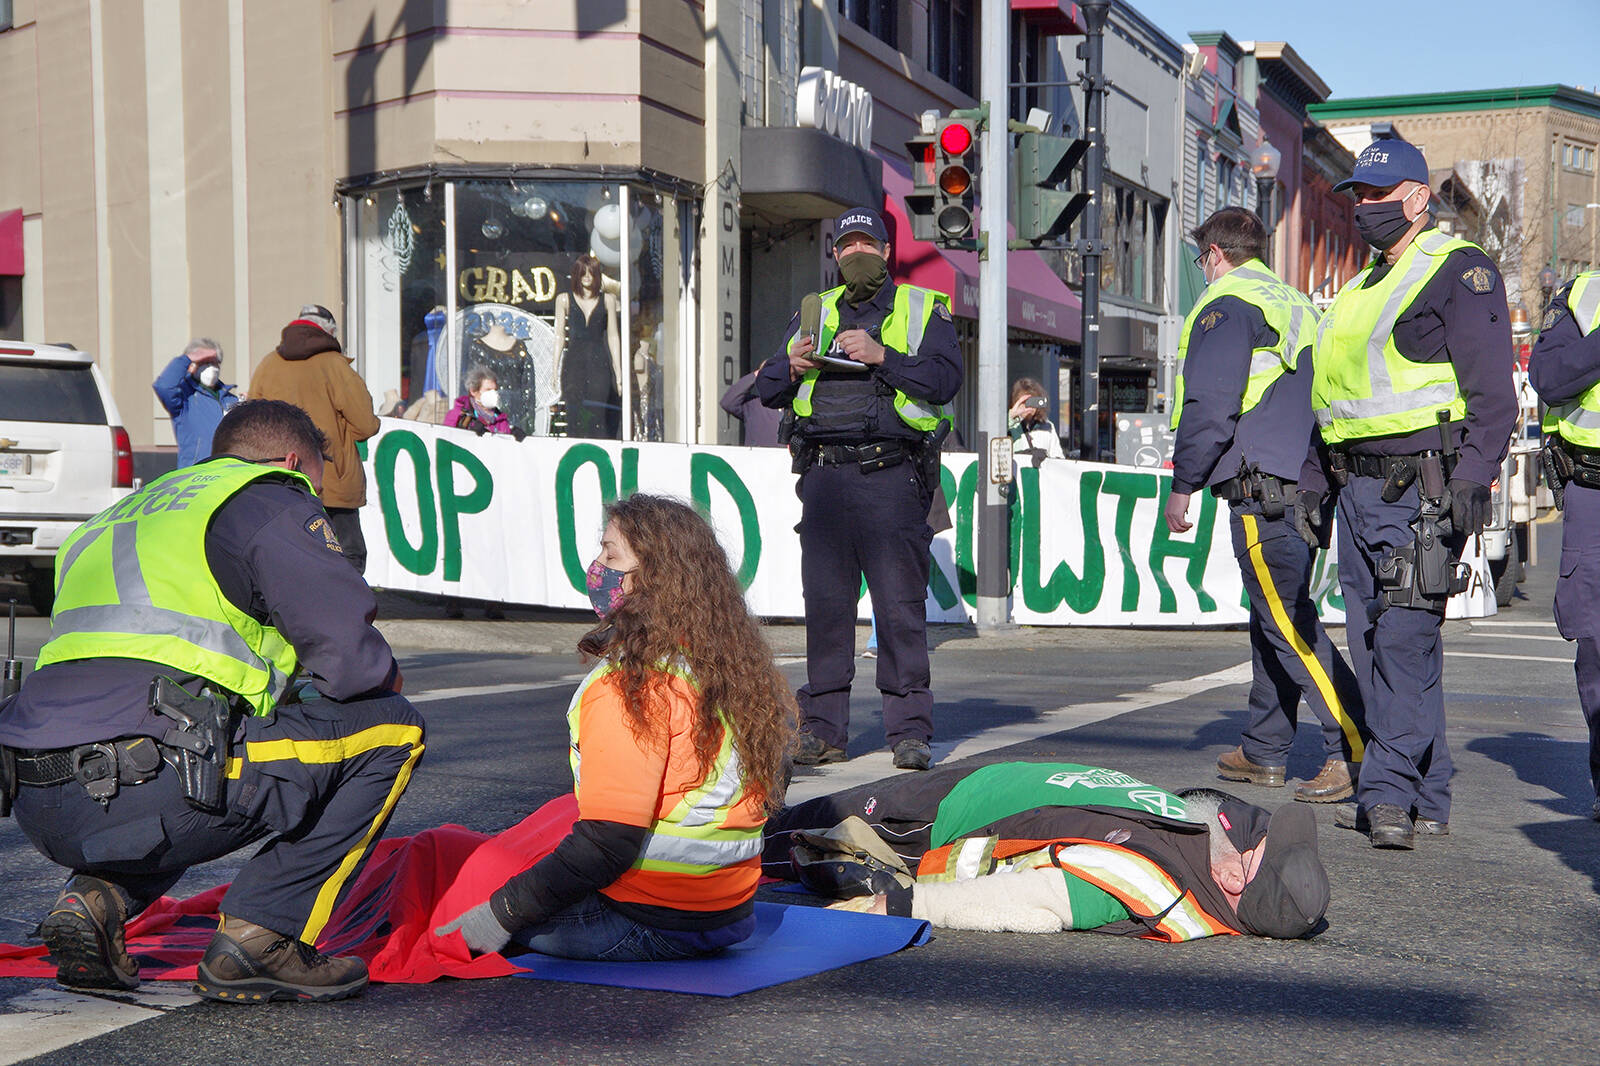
xmin=0 ymin=400 xmax=425 ymax=1003
xmin=756 ymin=206 xmax=962 ymax=771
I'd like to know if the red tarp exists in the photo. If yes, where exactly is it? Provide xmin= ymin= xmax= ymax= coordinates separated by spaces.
xmin=0 ymin=794 xmax=582 ymax=984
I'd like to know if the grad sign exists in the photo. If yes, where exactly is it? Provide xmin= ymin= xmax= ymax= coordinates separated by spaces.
xmin=358 ymin=420 xmax=1494 ymax=625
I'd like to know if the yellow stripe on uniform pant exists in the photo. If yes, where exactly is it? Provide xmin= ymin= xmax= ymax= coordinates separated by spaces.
xmin=225 ymin=721 xmax=427 ymax=943
xmin=1240 ymin=513 xmax=1365 ymax=761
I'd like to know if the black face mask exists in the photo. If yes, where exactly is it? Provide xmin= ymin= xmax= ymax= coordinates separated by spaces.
xmin=838 ymin=251 xmax=889 ymax=303
xmin=1354 ymin=198 xmax=1416 ymax=251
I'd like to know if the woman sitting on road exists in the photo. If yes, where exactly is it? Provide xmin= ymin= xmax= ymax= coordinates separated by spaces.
xmin=438 ymin=494 xmax=796 ymax=960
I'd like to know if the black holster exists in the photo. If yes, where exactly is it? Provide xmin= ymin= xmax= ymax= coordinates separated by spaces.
xmin=1377 ymin=504 xmax=1470 ymax=610
xmin=1543 ymin=437 xmax=1573 ymax=510
xmin=149 ymin=675 xmax=237 ymax=814
xmin=1327 ymin=450 xmax=1350 ymax=488
xmin=914 ymin=421 xmax=952 ymax=496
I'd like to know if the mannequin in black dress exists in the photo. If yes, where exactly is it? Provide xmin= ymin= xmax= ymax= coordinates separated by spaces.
xmin=553 ymin=254 xmax=621 ymax=438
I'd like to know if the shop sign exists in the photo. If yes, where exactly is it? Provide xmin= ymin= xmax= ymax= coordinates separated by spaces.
xmin=797 ymin=66 xmax=874 ymax=151
xmin=356 ymin=420 xmax=1502 ymax=624
xmin=456 ymin=252 xmax=577 ymax=311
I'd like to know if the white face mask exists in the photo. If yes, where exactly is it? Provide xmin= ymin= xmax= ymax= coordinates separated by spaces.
xmin=198 ymin=365 xmax=221 ymax=388
xmin=477 ymin=389 xmax=501 ymax=410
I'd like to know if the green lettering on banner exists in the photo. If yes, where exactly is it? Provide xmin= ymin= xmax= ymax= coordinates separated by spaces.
xmin=1147 ymin=480 xmax=1218 ymax=614
xmin=955 ymin=460 xmax=978 ymax=604
xmin=555 ymin=444 xmax=618 ymax=590
xmin=375 ymin=430 xmax=438 ymax=576
xmin=621 ymin=447 xmax=640 ymax=498
xmin=1098 ymin=471 xmax=1160 ymax=611
xmin=435 ymin=439 xmax=494 ymax=582
xmin=926 ymin=464 xmax=960 ymax=610
xmin=1019 ymin=467 xmax=1106 ymax=614
xmin=689 ymin=451 xmax=762 ymax=588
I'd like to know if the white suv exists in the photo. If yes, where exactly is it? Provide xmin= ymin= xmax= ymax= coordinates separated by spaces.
xmin=0 ymin=342 xmax=133 ymax=614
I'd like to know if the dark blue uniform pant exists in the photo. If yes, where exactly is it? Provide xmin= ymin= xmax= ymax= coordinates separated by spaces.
xmin=1229 ymin=501 xmax=1366 ymax=766
xmin=1554 ymin=482 xmax=1600 ymax=797
xmin=796 ymin=459 xmax=934 ymax=749
xmin=1337 ymin=475 xmax=1458 ymax=821
xmin=13 ymin=692 xmax=425 ymax=945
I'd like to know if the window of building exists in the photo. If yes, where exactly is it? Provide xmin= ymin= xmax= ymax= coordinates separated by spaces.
xmin=928 ymin=0 xmax=973 ymax=95
xmin=344 ymin=178 xmax=687 ymax=443
xmin=741 ymin=0 xmax=764 ymax=124
xmin=841 ymin=0 xmax=897 ymax=50
xmin=1098 ymin=179 xmax=1168 ymax=310
xmin=1563 ymin=143 xmax=1597 ymax=173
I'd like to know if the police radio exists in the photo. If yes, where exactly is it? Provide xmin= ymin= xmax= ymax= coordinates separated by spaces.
xmin=3 ymin=599 xmax=20 ymax=701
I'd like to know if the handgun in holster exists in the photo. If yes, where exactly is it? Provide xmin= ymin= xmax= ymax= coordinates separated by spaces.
xmin=914 ymin=421 xmax=952 ymax=496
xmin=1253 ymin=473 xmax=1289 ymax=520
xmin=1327 ymin=449 xmax=1350 ymax=488
xmin=148 ymin=675 xmax=238 ymax=814
xmin=1542 ymin=436 xmax=1573 ymax=510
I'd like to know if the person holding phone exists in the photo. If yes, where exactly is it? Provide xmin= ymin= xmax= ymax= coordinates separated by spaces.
xmin=1007 ymin=378 xmax=1064 ymax=468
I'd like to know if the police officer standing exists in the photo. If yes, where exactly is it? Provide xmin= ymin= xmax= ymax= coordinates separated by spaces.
xmin=1165 ymin=207 xmax=1366 ymax=803
xmin=1529 ymin=270 xmax=1600 ymax=819
xmin=757 ymin=206 xmax=962 ymax=771
xmin=1307 ymin=139 xmax=1515 ymax=849
xmin=0 ymin=400 xmax=425 ymax=1002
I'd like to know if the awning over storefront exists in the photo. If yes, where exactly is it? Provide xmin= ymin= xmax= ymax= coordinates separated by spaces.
xmin=1010 ymin=0 xmax=1086 ymax=36
xmin=0 ymin=210 xmax=22 ymax=276
xmin=881 ymin=161 xmax=1081 ymax=344
xmin=742 ymin=127 xmax=882 ymax=220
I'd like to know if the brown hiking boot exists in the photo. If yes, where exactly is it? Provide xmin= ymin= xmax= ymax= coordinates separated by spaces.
xmin=1294 ymin=758 xmax=1358 ymax=803
xmin=40 ymin=875 xmax=140 ymax=991
xmin=194 ymin=914 xmax=368 ymax=1004
xmin=1216 ymin=746 xmax=1285 ymax=787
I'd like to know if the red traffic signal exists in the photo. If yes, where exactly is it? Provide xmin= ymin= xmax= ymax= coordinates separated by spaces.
xmin=938 ymin=121 xmax=973 ymax=156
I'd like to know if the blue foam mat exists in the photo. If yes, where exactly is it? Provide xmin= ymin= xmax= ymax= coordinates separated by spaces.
xmin=506 ymin=901 xmax=931 ymax=997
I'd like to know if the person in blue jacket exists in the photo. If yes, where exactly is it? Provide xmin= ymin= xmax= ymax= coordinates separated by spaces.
xmin=153 ymin=338 xmax=241 ymax=468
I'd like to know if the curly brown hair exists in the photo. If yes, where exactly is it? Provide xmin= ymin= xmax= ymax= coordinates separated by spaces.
xmin=579 ymin=494 xmax=797 ymax=811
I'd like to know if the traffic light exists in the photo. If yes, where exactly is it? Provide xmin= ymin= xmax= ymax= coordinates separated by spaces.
xmin=1012 ymin=130 xmax=1089 ymax=244
xmin=904 ymin=129 xmax=939 ymax=242
xmin=933 ymin=118 xmax=978 ymax=244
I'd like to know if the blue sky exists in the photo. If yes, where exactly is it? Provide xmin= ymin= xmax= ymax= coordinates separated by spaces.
xmin=1123 ymin=0 xmax=1600 ymax=99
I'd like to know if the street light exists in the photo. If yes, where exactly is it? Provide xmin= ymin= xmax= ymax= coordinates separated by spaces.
xmin=1251 ymin=140 xmax=1282 ymax=267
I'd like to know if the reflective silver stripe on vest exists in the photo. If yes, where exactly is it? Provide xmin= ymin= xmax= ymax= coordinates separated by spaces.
xmin=111 ymin=522 xmax=152 ymax=606
xmin=677 ymin=750 xmax=744 ymax=828
xmin=51 ymin=604 xmax=273 ymax=680
xmin=55 ymin=525 xmax=105 ymax=594
xmin=903 ymin=286 xmax=929 ymax=358
xmin=640 ymin=830 xmax=763 ymax=867
xmin=1573 ymin=277 xmax=1600 ymax=334
xmin=1318 ymin=234 xmax=1456 ymax=423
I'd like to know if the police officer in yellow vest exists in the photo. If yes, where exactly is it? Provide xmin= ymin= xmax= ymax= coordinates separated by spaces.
xmin=1530 ymin=270 xmax=1600 ymax=819
xmin=1305 ymin=139 xmax=1516 ymax=849
xmin=0 ymin=400 xmax=425 ymax=1002
xmin=1164 ymin=207 xmax=1367 ymax=804
xmin=755 ymin=206 xmax=962 ymax=772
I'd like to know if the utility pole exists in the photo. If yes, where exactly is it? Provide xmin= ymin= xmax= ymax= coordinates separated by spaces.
xmin=975 ymin=0 xmax=1010 ymax=631
xmin=1076 ymin=0 xmax=1110 ymax=461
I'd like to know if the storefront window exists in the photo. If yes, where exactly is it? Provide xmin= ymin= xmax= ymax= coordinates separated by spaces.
xmin=345 ymin=178 xmax=683 ymax=442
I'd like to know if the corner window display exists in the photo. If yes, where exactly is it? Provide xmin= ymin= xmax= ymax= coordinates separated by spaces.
xmin=345 ymin=178 xmax=682 ymax=442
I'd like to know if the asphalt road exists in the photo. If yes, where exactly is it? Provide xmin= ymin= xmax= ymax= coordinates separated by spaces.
xmin=1 ymin=517 xmax=1596 ymax=1065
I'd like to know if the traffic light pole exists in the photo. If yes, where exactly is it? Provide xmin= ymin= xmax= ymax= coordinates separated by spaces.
xmin=975 ymin=0 xmax=1009 ymax=631
xmin=1077 ymin=0 xmax=1110 ymax=461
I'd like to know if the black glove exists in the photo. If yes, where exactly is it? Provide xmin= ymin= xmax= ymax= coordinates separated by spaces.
xmin=1292 ymin=489 xmax=1324 ymax=548
xmin=511 ymin=427 xmax=528 ymax=442
xmin=471 ymin=420 xmax=487 ymax=437
xmin=1447 ymin=478 xmax=1492 ymax=536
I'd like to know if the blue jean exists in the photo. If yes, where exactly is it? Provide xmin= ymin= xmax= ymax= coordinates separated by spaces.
xmin=512 ymin=894 xmax=744 ymax=962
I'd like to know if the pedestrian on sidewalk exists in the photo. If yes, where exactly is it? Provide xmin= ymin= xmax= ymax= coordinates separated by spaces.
xmin=248 ymin=304 xmax=381 ymax=574
xmin=152 ymin=337 xmax=240 ymax=468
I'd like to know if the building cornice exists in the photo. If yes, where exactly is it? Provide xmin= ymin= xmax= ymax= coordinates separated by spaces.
xmin=1310 ymin=84 xmax=1600 ymax=122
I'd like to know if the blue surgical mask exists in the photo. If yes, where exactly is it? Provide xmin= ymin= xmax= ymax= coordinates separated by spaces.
xmin=585 ymin=558 xmax=631 ymax=617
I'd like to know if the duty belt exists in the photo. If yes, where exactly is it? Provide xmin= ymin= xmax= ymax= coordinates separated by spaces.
xmin=813 ymin=441 xmax=909 ymax=467
xmin=6 ymin=736 xmax=164 ymax=799
xmin=1340 ymin=451 xmax=1447 ymax=480
xmin=1211 ymin=472 xmax=1293 ymax=503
